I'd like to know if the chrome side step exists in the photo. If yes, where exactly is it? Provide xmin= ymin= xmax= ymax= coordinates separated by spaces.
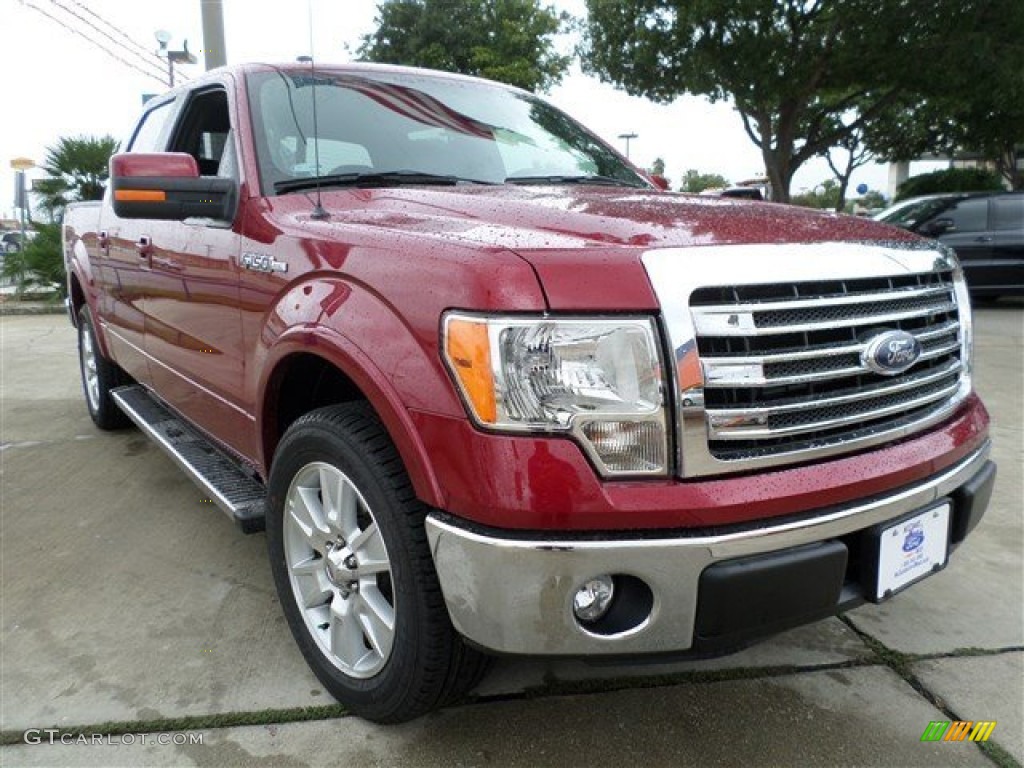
xmin=111 ymin=385 xmax=266 ymax=533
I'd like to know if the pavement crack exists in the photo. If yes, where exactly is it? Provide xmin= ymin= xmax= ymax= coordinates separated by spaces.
xmin=838 ymin=616 xmax=1022 ymax=768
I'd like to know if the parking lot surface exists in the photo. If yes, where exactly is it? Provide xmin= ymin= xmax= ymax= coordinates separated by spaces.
xmin=1 ymin=303 xmax=1021 ymax=767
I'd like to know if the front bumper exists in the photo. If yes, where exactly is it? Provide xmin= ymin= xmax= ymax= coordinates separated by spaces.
xmin=426 ymin=442 xmax=994 ymax=656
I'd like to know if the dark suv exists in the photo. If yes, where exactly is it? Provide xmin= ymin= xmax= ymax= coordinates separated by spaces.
xmin=874 ymin=192 xmax=1023 ymax=297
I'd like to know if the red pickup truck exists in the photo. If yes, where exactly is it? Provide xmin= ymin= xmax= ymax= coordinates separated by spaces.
xmin=64 ymin=62 xmax=995 ymax=723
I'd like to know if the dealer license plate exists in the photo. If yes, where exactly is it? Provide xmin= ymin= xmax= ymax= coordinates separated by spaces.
xmin=876 ymin=503 xmax=950 ymax=600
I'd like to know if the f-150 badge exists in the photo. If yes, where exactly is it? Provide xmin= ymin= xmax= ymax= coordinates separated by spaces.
xmin=241 ymin=252 xmax=288 ymax=273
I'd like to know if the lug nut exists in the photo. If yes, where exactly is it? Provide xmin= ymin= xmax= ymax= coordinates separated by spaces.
xmin=344 ymin=555 xmax=358 ymax=570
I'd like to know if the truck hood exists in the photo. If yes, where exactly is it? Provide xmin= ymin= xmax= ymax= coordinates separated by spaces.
xmin=280 ymin=185 xmax=922 ymax=310
xmin=293 ymin=184 xmax=917 ymax=253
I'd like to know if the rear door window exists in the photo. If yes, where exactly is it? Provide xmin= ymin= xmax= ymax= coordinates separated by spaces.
xmin=991 ymin=197 xmax=1024 ymax=231
xmin=943 ymin=199 xmax=989 ymax=233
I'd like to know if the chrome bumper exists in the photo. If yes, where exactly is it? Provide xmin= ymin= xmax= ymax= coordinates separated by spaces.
xmin=425 ymin=442 xmax=991 ymax=656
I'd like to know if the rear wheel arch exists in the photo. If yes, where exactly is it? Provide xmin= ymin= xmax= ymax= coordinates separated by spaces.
xmin=68 ymin=272 xmax=86 ymax=327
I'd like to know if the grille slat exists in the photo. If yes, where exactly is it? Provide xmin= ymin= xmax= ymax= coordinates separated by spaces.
xmin=690 ymin=270 xmax=966 ymax=462
xmin=702 ymin=321 xmax=961 ymax=388
xmin=692 ymin=280 xmax=956 ymax=337
xmin=708 ymin=367 xmax=961 ymax=440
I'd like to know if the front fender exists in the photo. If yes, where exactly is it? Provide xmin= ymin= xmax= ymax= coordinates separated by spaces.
xmin=253 ymin=277 xmax=466 ymax=509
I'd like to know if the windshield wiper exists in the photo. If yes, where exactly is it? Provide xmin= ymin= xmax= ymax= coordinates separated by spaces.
xmin=504 ymin=174 xmax=648 ymax=189
xmin=274 ymin=171 xmax=493 ymax=194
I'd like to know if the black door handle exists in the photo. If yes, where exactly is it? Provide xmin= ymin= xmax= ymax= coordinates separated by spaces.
xmin=136 ymin=235 xmax=154 ymax=257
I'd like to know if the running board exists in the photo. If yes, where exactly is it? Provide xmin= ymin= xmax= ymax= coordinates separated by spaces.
xmin=111 ymin=385 xmax=266 ymax=533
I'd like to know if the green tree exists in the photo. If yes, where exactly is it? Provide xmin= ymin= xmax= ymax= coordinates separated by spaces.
xmin=895 ymin=168 xmax=1004 ymax=202
xmin=35 ymin=135 xmax=120 ymax=222
xmin=857 ymin=189 xmax=886 ymax=211
xmin=357 ymin=0 xmax=570 ymax=92
xmin=823 ymin=128 xmax=872 ymax=213
xmin=1 ymin=223 xmax=65 ymax=297
xmin=863 ymin=3 xmax=1024 ymax=190
xmin=6 ymin=135 xmax=118 ymax=296
xmin=791 ymin=179 xmax=841 ymax=210
xmin=648 ymin=156 xmax=671 ymax=187
xmin=680 ymin=169 xmax=729 ymax=194
xmin=579 ymin=0 xmax=1008 ymax=203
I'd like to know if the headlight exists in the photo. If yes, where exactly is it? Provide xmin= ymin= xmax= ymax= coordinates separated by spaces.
xmin=442 ymin=313 xmax=669 ymax=476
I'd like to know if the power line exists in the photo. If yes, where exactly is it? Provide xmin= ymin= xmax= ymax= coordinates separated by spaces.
xmin=49 ymin=0 xmax=168 ymax=81
xmin=63 ymin=0 xmax=194 ymax=85
xmin=68 ymin=0 xmax=160 ymax=62
xmin=22 ymin=1 xmax=167 ymax=85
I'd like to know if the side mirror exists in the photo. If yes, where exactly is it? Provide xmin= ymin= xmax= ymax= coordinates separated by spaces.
xmin=650 ymin=174 xmax=670 ymax=191
xmin=110 ymin=153 xmax=236 ymax=221
xmin=920 ymin=217 xmax=954 ymax=236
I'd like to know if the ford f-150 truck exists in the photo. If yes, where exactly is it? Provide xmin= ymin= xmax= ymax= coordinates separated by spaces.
xmin=64 ymin=62 xmax=996 ymax=723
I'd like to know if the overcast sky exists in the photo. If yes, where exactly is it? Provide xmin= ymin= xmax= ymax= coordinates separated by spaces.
xmin=1 ymin=0 xmax=942 ymax=219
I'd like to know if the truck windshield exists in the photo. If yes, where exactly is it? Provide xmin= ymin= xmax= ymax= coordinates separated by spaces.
xmin=247 ymin=68 xmax=649 ymax=195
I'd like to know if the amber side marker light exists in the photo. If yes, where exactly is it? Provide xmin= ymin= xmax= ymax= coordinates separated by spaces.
xmin=114 ymin=189 xmax=166 ymax=202
xmin=444 ymin=318 xmax=497 ymax=424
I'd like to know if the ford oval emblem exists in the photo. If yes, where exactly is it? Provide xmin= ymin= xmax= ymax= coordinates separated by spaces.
xmin=862 ymin=330 xmax=922 ymax=376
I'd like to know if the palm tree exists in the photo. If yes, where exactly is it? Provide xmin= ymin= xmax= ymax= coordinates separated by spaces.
xmin=2 ymin=135 xmax=119 ymax=296
xmin=36 ymin=135 xmax=120 ymax=222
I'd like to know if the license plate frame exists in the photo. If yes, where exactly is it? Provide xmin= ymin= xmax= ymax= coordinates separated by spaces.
xmin=864 ymin=501 xmax=951 ymax=602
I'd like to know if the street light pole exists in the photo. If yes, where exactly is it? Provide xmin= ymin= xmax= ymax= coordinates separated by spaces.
xmin=617 ymin=132 xmax=638 ymax=159
xmin=200 ymin=0 xmax=228 ymax=69
xmin=10 ymin=157 xmax=34 ymax=254
xmin=155 ymin=31 xmax=196 ymax=87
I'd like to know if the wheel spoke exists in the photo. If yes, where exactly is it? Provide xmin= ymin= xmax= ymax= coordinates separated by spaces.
xmin=337 ymin=480 xmax=360 ymax=542
xmin=319 ymin=466 xmax=345 ymax=532
xmin=351 ymin=523 xmax=389 ymax=574
xmin=293 ymin=485 xmax=332 ymax=543
xmin=287 ymin=494 xmax=318 ymax=544
xmin=291 ymin=557 xmax=331 ymax=608
xmin=357 ymin=585 xmax=395 ymax=659
xmin=348 ymin=520 xmax=378 ymax=553
xmin=330 ymin=598 xmax=369 ymax=668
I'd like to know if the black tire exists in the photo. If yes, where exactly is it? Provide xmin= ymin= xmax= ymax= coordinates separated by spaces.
xmin=266 ymin=402 xmax=489 ymax=723
xmin=77 ymin=305 xmax=130 ymax=430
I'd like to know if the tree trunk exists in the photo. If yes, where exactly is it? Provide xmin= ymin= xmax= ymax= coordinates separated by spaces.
xmin=996 ymin=144 xmax=1023 ymax=190
xmin=835 ymin=177 xmax=849 ymax=213
xmin=762 ymin=151 xmax=795 ymax=203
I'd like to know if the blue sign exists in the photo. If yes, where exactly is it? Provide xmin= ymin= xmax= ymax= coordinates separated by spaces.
xmin=856 ymin=183 xmax=869 ymax=195
xmin=902 ymin=523 xmax=925 ymax=553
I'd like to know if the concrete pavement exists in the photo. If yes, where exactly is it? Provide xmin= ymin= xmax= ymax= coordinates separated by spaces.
xmin=1 ymin=303 xmax=1022 ymax=767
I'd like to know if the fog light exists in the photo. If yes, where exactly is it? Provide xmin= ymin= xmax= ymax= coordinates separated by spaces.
xmin=573 ymin=575 xmax=615 ymax=623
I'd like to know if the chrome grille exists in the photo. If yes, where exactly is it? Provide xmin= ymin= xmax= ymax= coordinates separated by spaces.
xmin=692 ymin=271 xmax=964 ymax=461
xmin=641 ymin=242 xmax=973 ymax=478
